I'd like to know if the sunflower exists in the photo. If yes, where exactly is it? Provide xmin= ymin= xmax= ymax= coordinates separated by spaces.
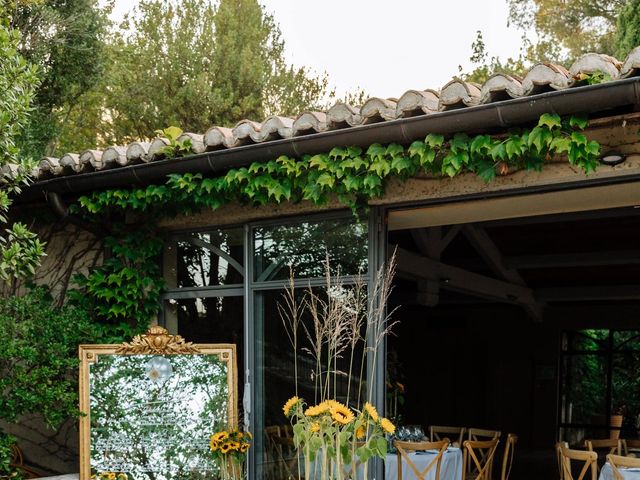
xmin=220 ymin=443 xmax=231 ymax=454
xmin=330 ymin=402 xmax=355 ymax=425
xmin=363 ymin=402 xmax=379 ymax=422
xmin=229 ymin=441 xmax=241 ymax=450
xmin=283 ymin=396 xmax=300 ymax=416
xmin=356 ymin=426 xmax=366 ymax=439
xmin=212 ymin=431 xmax=229 ymax=442
xmin=240 ymin=442 xmax=250 ymax=453
xmin=107 ymin=474 xmax=116 ymax=480
xmin=380 ymin=417 xmax=395 ymax=434
xmin=210 ymin=439 xmax=219 ymax=451
xmin=310 ymin=422 xmax=320 ymax=433
xmin=305 ymin=403 xmax=330 ymax=417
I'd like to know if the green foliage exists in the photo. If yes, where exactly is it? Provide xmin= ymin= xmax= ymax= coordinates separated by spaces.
xmin=460 ymin=30 xmax=528 ymax=83
xmin=9 ymin=0 xmax=111 ymax=158
xmin=70 ymin=114 xmax=600 ymax=331
xmin=506 ymin=0 xmax=624 ymax=63
xmin=0 ymin=432 xmax=22 ymax=479
xmin=154 ymin=126 xmax=192 ymax=159
xmin=69 ymin=229 xmax=164 ymax=342
xmin=614 ymin=0 xmax=640 ymax=58
xmin=75 ymin=0 xmax=328 ymax=148
xmin=76 ymin=114 xmax=600 ymax=215
xmin=0 ymin=288 xmax=98 ymax=427
xmin=0 ymin=222 xmax=46 ymax=281
xmin=574 ymin=71 xmax=613 ymax=85
xmin=0 ymin=14 xmax=46 ymax=281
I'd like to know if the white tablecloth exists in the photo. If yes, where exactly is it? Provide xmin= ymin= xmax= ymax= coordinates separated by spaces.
xmin=599 ymin=463 xmax=640 ymax=480
xmin=385 ymin=447 xmax=463 ymax=480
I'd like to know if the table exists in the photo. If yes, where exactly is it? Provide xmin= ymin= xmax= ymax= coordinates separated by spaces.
xmin=385 ymin=447 xmax=463 ymax=480
xmin=599 ymin=463 xmax=640 ymax=480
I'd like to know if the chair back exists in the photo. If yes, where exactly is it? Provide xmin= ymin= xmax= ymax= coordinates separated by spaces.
xmin=584 ymin=438 xmax=621 ymax=455
xmin=585 ymin=438 xmax=621 ymax=469
xmin=607 ymin=453 xmax=640 ymax=480
xmin=394 ymin=439 xmax=449 ymax=480
xmin=558 ymin=444 xmax=597 ymax=480
xmin=556 ymin=442 xmax=569 ymax=480
xmin=622 ymin=438 xmax=640 ymax=456
xmin=468 ymin=427 xmax=501 ymax=442
xmin=430 ymin=425 xmax=466 ymax=447
xmin=501 ymin=434 xmax=518 ymax=480
xmin=10 ymin=445 xmax=40 ymax=479
xmin=462 ymin=438 xmax=499 ymax=480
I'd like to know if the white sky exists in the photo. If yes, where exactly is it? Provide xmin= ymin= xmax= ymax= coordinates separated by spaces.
xmin=110 ymin=0 xmax=530 ymax=100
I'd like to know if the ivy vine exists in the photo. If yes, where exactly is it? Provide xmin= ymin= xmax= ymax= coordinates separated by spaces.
xmin=69 ymin=113 xmax=601 ymax=336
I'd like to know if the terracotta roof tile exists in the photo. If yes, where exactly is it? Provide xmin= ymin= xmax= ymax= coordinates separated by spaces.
xmin=31 ymin=46 xmax=640 ymax=181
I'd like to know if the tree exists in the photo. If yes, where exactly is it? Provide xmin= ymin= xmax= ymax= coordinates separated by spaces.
xmin=614 ymin=0 xmax=640 ymax=58
xmin=0 ymin=9 xmax=45 ymax=283
xmin=9 ymin=0 xmax=111 ymax=158
xmin=81 ymin=0 xmax=329 ymax=147
xmin=459 ymin=30 xmax=528 ymax=84
xmin=506 ymin=0 xmax=626 ymax=63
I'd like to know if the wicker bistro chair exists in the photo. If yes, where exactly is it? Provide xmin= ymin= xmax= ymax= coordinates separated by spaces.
xmin=500 ymin=434 xmax=518 ymax=480
xmin=394 ymin=439 xmax=450 ymax=480
xmin=584 ymin=438 xmax=622 ymax=470
xmin=558 ymin=444 xmax=598 ymax=480
xmin=430 ymin=425 xmax=466 ymax=447
xmin=622 ymin=439 xmax=640 ymax=457
xmin=607 ymin=453 xmax=640 ymax=480
xmin=462 ymin=438 xmax=500 ymax=480
xmin=468 ymin=428 xmax=501 ymax=442
xmin=10 ymin=445 xmax=40 ymax=479
xmin=557 ymin=442 xmax=569 ymax=480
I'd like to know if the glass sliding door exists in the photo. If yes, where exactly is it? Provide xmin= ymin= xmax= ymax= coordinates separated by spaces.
xmin=250 ymin=216 xmax=369 ymax=480
xmin=162 ymin=227 xmax=246 ymax=417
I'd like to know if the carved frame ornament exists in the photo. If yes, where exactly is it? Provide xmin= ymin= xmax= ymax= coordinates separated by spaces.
xmin=78 ymin=327 xmax=237 ymax=480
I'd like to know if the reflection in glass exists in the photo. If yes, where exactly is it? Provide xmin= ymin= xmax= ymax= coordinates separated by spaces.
xmin=561 ymin=353 xmax=607 ymax=426
xmin=173 ymin=297 xmax=244 ymax=414
xmin=612 ymin=351 xmax=640 ymax=437
xmin=254 ymin=287 xmax=366 ymax=480
xmin=90 ymin=355 xmax=229 ymax=480
xmin=564 ymin=330 xmax=609 ymax=352
xmin=560 ymin=329 xmax=640 ymax=442
xmin=253 ymin=218 xmax=368 ymax=282
xmin=177 ymin=228 xmax=244 ymax=288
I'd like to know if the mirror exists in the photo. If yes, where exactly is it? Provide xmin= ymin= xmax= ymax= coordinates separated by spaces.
xmin=79 ymin=327 xmax=237 ymax=480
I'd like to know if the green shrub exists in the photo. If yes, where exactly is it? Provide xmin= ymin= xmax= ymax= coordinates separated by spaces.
xmin=0 ymin=288 xmax=98 ymax=427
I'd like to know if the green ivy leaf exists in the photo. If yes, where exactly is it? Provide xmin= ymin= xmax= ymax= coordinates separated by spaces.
xmin=550 ymin=137 xmax=571 ymax=154
xmin=570 ymin=131 xmax=587 ymax=146
xmin=316 ymin=172 xmax=335 ymax=188
xmin=391 ymin=155 xmax=415 ymax=176
xmin=476 ymin=159 xmax=496 ymax=182
xmin=528 ymin=126 xmax=552 ymax=153
xmin=425 ymin=133 xmax=444 ymax=148
xmin=569 ymin=115 xmax=588 ymax=130
xmin=538 ymin=113 xmax=561 ymax=129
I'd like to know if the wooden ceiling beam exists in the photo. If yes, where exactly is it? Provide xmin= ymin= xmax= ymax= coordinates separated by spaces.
xmin=395 ymin=247 xmax=541 ymax=317
xmin=506 ymin=249 xmax=640 ymax=269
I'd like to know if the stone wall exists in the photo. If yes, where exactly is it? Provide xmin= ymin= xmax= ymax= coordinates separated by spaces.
xmin=0 ymin=220 xmax=103 ymax=305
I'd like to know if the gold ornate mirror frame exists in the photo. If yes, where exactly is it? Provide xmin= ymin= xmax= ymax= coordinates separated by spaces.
xmin=79 ymin=326 xmax=237 ymax=480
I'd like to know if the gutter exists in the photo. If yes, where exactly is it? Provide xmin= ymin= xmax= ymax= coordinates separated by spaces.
xmin=18 ymin=77 xmax=640 ymax=203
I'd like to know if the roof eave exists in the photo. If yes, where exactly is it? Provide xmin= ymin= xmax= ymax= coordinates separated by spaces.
xmin=19 ymin=77 xmax=640 ymax=203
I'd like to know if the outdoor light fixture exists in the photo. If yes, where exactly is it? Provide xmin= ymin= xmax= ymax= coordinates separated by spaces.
xmin=600 ymin=151 xmax=626 ymax=166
